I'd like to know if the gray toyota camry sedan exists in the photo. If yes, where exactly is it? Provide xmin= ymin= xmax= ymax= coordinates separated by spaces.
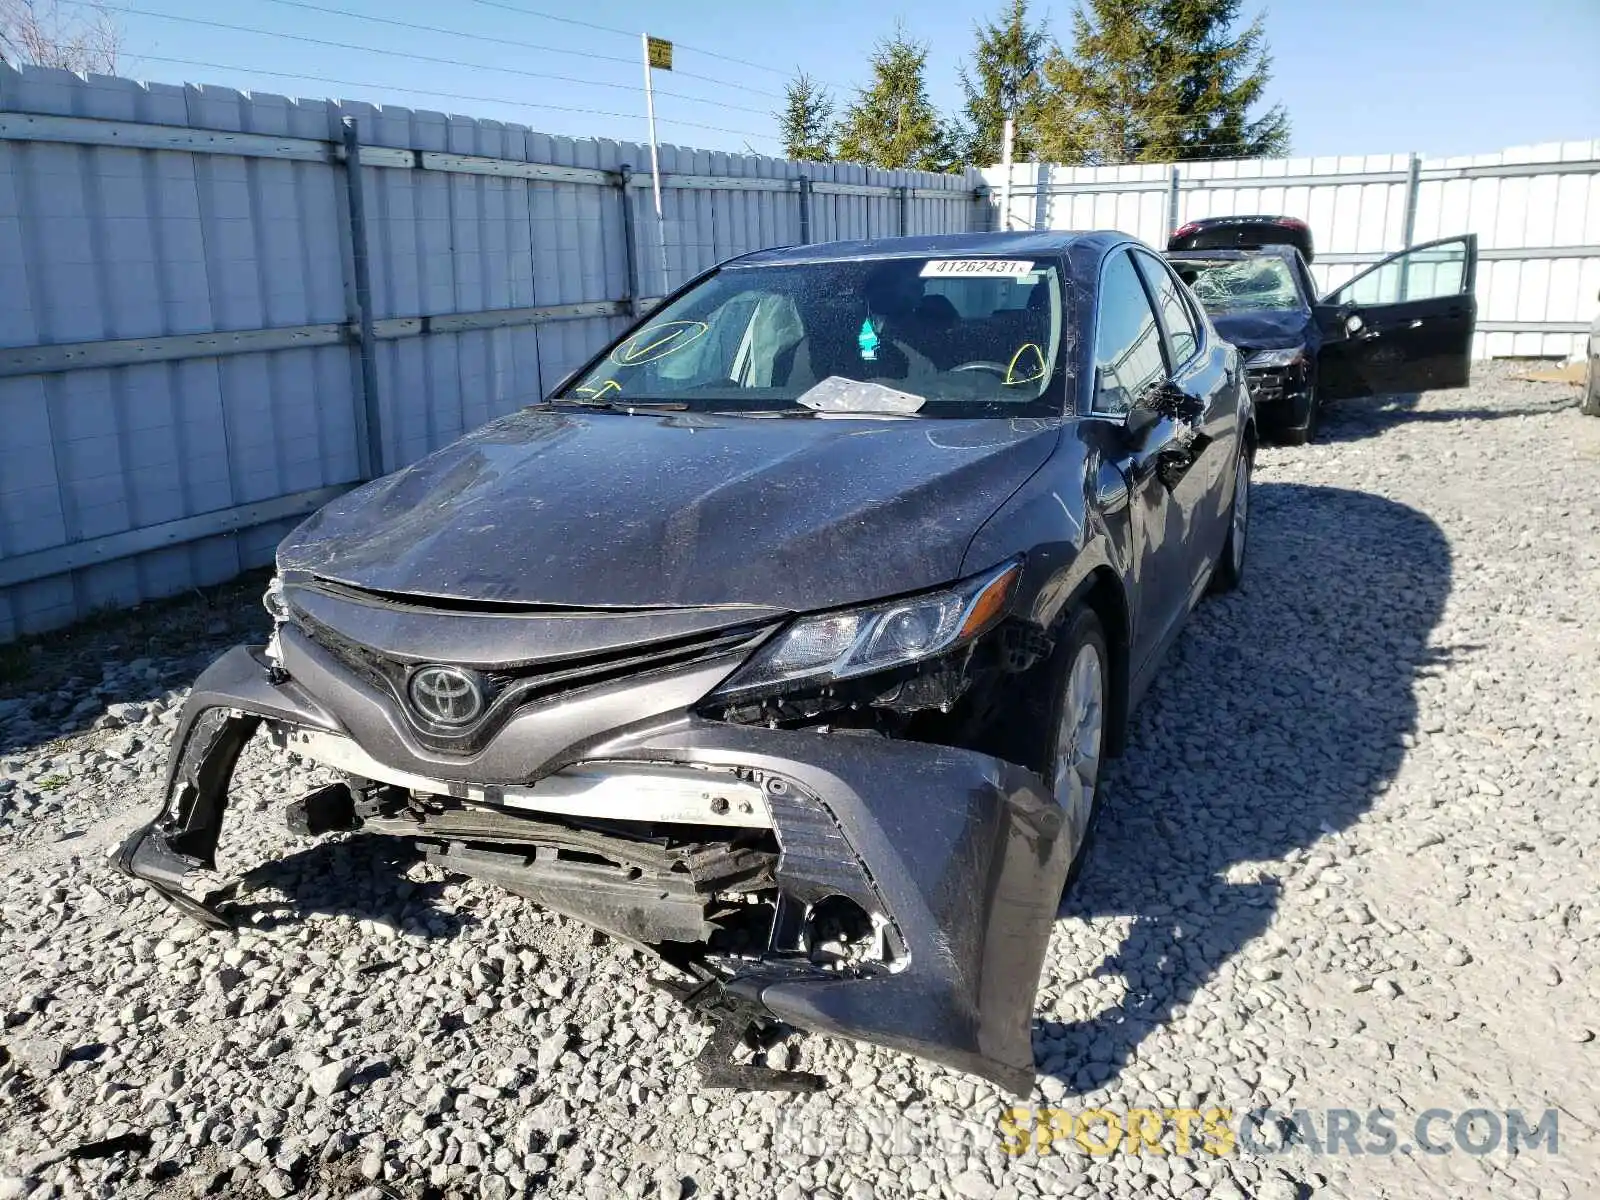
xmin=119 ymin=231 xmax=1255 ymax=1094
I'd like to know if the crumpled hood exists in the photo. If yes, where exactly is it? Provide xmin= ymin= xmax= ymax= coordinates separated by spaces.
xmin=1209 ymin=307 xmax=1315 ymax=355
xmin=279 ymin=409 xmax=1059 ymax=611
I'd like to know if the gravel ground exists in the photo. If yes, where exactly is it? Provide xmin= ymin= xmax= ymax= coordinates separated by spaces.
xmin=1 ymin=361 xmax=1596 ymax=1200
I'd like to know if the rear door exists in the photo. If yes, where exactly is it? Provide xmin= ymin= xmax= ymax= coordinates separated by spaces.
xmin=1318 ymin=234 xmax=1478 ymax=399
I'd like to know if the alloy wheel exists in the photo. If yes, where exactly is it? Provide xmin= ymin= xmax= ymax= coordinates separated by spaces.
xmin=1231 ymin=451 xmax=1252 ymax=574
xmin=1054 ymin=641 xmax=1105 ymax=845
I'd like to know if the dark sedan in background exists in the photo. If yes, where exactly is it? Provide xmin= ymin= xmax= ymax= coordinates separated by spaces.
xmin=120 ymin=230 xmax=1253 ymax=1094
xmin=1167 ymin=217 xmax=1480 ymax=443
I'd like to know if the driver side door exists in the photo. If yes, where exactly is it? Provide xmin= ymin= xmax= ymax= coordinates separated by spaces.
xmin=1092 ymin=249 xmax=1196 ymax=675
xmin=1317 ymin=234 xmax=1479 ymax=399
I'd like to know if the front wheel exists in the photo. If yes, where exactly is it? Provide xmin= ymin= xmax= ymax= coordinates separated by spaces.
xmin=1048 ymin=606 xmax=1109 ymax=890
xmin=1276 ymin=378 xmax=1321 ymax=445
xmin=1210 ymin=441 xmax=1252 ymax=593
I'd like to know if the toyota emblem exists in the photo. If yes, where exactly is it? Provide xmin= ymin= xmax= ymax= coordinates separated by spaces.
xmin=407 ymin=665 xmax=485 ymax=726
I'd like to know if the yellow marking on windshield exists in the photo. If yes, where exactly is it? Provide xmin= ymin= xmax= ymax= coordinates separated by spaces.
xmin=575 ymin=379 xmax=622 ymax=398
xmin=610 ymin=320 xmax=710 ymax=366
xmin=1004 ymin=343 xmax=1047 ymax=385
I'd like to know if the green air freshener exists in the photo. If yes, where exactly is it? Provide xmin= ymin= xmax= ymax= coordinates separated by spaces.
xmin=857 ymin=317 xmax=879 ymax=362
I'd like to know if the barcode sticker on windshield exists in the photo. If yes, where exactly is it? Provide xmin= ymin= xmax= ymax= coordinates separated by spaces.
xmin=919 ymin=259 xmax=1034 ymax=279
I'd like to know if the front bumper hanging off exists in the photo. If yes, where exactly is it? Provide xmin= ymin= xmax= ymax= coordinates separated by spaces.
xmin=118 ymin=644 xmax=1073 ymax=1094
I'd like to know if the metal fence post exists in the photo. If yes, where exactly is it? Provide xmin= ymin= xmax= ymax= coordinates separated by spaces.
xmin=1398 ymin=152 xmax=1423 ymax=302
xmin=341 ymin=118 xmax=384 ymax=481
xmin=798 ymin=176 xmax=811 ymax=245
xmin=1032 ymin=163 xmax=1052 ymax=231
xmin=897 ymin=184 xmax=910 ymax=236
xmin=618 ymin=164 xmax=642 ymax=316
xmin=1167 ymin=165 xmax=1182 ymax=237
xmin=1400 ymin=153 xmax=1422 ymax=248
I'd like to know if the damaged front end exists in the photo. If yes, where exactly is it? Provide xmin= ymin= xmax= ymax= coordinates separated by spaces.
xmin=1241 ymin=346 xmax=1313 ymax=416
xmin=118 ymin=568 xmax=1074 ymax=1095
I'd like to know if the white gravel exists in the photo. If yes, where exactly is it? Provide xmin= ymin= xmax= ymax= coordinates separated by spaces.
xmin=2 ymin=363 xmax=1597 ymax=1200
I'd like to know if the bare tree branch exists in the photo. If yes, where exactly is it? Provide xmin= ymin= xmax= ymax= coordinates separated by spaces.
xmin=0 ymin=0 xmax=124 ymax=74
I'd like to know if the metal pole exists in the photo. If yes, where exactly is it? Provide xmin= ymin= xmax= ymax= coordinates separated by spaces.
xmin=1167 ymin=165 xmax=1182 ymax=237
xmin=1398 ymin=153 xmax=1422 ymax=302
xmin=618 ymin=164 xmax=642 ymax=317
xmin=1032 ymin=162 xmax=1052 ymax=231
xmin=897 ymin=185 xmax=909 ymax=237
xmin=1400 ymin=153 xmax=1422 ymax=248
xmin=798 ymin=176 xmax=811 ymax=245
xmin=341 ymin=118 xmax=384 ymax=481
xmin=998 ymin=118 xmax=1015 ymax=231
xmin=641 ymin=34 xmax=669 ymax=293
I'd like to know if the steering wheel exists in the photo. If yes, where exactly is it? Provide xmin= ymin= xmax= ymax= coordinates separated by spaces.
xmin=950 ymin=361 xmax=1009 ymax=377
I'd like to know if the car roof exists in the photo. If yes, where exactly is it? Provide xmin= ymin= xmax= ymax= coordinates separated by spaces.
xmin=732 ymin=230 xmax=1123 ymax=267
xmin=1180 ymin=215 xmax=1287 ymax=227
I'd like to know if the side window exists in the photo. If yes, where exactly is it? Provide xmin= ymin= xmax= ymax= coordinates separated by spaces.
xmin=1326 ymin=237 xmax=1471 ymax=307
xmin=1093 ymin=251 xmax=1167 ymax=415
xmin=1133 ymin=251 xmax=1200 ymax=367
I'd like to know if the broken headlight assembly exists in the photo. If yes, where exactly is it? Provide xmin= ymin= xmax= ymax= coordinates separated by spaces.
xmin=708 ymin=558 xmax=1022 ymax=702
xmin=262 ymin=574 xmax=289 ymax=674
xmin=1244 ymin=346 xmax=1307 ymax=370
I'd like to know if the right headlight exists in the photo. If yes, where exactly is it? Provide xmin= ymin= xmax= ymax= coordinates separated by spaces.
xmin=709 ymin=559 xmax=1022 ymax=701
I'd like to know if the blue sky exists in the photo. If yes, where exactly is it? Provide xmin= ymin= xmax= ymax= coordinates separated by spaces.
xmin=92 ymin=0 xmax=1600 ymax=160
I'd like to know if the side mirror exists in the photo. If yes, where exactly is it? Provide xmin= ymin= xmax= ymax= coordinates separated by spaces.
xmin=1124 ymin=380 xmax=1201 ymax=444
xmin=1315 ymin=303 xmax=1361 ymax=339
xmin=1143 ymin=379 xmax=1205 ymax=423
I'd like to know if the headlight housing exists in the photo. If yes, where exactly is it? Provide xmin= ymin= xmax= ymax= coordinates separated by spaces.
xmin=1245 ymin=346 xmax=1308 ymax=370
xmin=263 ymin=575 xmax=289 ymax=669
xmin=709 ymin=559 xmax=1022 ymax=701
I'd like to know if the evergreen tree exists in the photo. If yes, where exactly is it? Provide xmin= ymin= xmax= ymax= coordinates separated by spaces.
xmin=836 ymin=28 xmax=956 ymax=172
xmin=958 ymin=0 xmax=1049 ymax=167
xmin=1037 ymin=0 xmax=1289 ymax=165
xmin=778 ymin=71 xmax=836 ymax=162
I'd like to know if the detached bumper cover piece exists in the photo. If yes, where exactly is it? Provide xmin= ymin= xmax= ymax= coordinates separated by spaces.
xmin=119 ymin=645 xmax=1072 ymax=1093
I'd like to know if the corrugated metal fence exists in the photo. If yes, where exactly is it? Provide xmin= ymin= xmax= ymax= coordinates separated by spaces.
xmin=0 ymin=65 xmax=983 ymax=641
xmin=984 ymin=142 xmax=1600 ymax=361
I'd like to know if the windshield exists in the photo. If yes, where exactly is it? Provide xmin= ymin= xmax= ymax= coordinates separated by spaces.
xmin=1170 ymin=257 xmax=1305 ymax=314
xmin=563 ymin=256 xmax=1066 ymax=417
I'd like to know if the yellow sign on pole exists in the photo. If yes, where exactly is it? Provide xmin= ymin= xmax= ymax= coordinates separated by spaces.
xmin=646 ymin=36 xmax=673 ymax=71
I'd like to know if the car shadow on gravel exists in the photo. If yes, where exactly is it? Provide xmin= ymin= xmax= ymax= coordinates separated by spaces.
xmin=219 ymin=837 xmax=473 ymax=938
xmin=1316 ymin=390 xmax=1579 ymax=443
xmin=1033 ymin=482 xmax=1453 ymax=1095
xmin=0 ymin=573 xmax=272 ymax=756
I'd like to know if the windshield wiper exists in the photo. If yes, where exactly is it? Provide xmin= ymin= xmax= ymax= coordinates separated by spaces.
xmin=714 ymin=408 xmax=820 ymax=418
xmin=544 ymin=397 xmax=688 ymax=413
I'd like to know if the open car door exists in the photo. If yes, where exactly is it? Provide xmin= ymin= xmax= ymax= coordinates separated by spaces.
xmin=1317 ymin=234 xmax=1478 ymax=400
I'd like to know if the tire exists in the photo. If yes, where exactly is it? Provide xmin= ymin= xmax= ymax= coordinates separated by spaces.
xmin=1046 ymin=606 xmax=1110 ymax=891
xmin=1582 ymin=359 xmax=1600 ymax=417
xmin=1275 ymin=377 xmax=1320 ymax=445
xmin=1210 ymin=440 xmax=1253 ymax=594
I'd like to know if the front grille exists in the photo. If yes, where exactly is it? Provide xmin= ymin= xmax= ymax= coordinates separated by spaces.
xmin=1246 ymin=366 xmax=1288 ymax=405
xmin=293 ymin=607 xmax=772 ymax=753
